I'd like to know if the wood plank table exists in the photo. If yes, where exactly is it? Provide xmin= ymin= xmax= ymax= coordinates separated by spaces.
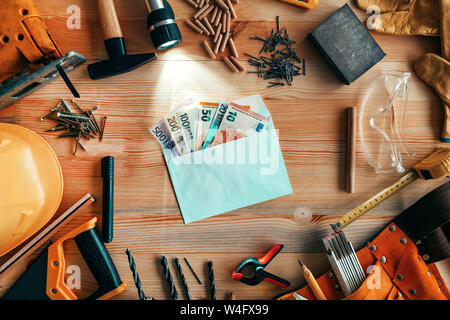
xmin=0 ymin=0 xmax=449 ymax=300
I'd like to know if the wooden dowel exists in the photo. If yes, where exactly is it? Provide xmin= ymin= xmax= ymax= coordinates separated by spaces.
xmin=220 ymin=32 xmax=230 ymax=52
xmin=225 ymin=0 xmax=237 ymax=19
xmin=223 ymin=57 xmax=238 ymax=72
xmin=226 ymin=11 xmax=231 ymax=33
xmin=202 ymin=17 xmax=215 ymax=36
xmin=184 ymin=0 xmax=199 ymax=8
xmin=194 ymin=3 xmax=210 ymax=19
xmin=213 ymin=23 xmax=222 ymax=43
xmin=194 ymin=19 xmax=210 ymax=36
xmin=214 ymin=9 xmax=223 ymax=26
xmin=229 ymin=56 xmax=245 ymax=72
xmin=222 ymin=12 xmax=227 ymax=33
xmin=185 ymin=19 xmax=203 ymax=34
xmin=228 ymin=37 xmax=238 ymax=57
xmin=213 ymin=0 xmax=229 ymax=12
xmin=346 ymin=107 xmax=356 ymax=194
xmin=213 ymin=34 xmax=223 ymax=54
xmin=198 ymin=4 xmax=214 ymax=20
xmin=202 ymin=40 xmax=216 ymax=59
xmin=210 ymin=6 xmax=219 ymax=22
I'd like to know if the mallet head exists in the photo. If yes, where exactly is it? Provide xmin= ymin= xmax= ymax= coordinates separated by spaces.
xmin=88 ymin=52 xmax=157 ymax=80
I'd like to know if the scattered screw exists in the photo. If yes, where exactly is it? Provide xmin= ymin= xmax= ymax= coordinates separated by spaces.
xmin=57 ymin=112 xmax=91 ymax=121
xmin=247 ymin=16 xmax=305 ymax=87
xmin=100 ymin=116 xmax=107 ymax=141
xmin=41 ymin=100 xmax=106 ymax=155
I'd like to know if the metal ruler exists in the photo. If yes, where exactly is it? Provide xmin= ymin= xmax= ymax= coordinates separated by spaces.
xmin=331 ymin=171 xmax=419 ymax=232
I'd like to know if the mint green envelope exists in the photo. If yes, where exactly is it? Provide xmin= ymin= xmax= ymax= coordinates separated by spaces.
xmin=162 ymin=94 xmax=292 ymax=224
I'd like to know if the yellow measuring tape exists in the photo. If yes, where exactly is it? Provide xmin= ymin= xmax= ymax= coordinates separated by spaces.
xmin=331 ymin=148 xmax=450 ymax=233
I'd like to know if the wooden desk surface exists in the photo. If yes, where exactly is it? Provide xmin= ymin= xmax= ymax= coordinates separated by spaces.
xmin=0 ymin=0 xmax=449 ymax=300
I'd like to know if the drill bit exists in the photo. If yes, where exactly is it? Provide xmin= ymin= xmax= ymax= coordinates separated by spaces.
xmin=160 ymin=256 xmax=178 ymax=300
xmin=174 ymin=258 xmax=191 ymax=300
xmin=125 ymin=249 xmax=154 ymax=300
xmin=184 ymin=257 xmax=202 ymax=284
xmin=208 ymin=261 xmax=216 ymax=300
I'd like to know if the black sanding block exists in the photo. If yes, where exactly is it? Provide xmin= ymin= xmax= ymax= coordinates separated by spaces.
xmin=308 ymin=3 xmax=386 ymax=85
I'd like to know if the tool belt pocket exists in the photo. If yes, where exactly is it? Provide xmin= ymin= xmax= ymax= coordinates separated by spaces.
xmin=342 ymin=261 xmax=405 ymax=300
xmin=277 ymin=181 xmax=450 ymax=301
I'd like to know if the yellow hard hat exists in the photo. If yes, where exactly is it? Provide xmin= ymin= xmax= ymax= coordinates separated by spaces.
xmin=0 ymin=123 xmax=63 ymax=257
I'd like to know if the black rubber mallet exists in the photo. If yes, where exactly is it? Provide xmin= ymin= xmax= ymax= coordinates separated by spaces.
xmin=88 ymin=0 xmax=157 ymax=80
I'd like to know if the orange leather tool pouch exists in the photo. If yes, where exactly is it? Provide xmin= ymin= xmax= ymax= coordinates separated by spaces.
xmin=278 ymin=181 xmax=450 ymax=300
xmin=0 ymin=0 xmax=61 ymax=83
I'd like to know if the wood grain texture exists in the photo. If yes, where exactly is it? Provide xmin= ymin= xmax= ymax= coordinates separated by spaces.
xmin=0 ymin=0 xmax=448 ymax=300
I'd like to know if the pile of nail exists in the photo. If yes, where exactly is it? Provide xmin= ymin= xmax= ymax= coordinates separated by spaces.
xmin=247 ymin=16 xmax=306 ymax=88
xmin=41 ymin=99 xmax=107 ymax=155
xmin=183 ymin=0 xmax=245 ymax=73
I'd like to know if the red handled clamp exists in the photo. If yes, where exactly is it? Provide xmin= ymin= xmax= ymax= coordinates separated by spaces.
xmin=232 ymin=244 xmax=291 ymax=287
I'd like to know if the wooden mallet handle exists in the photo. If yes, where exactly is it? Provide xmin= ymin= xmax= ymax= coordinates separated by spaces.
xmin=97 ymin=0 xmax=123 ymax=40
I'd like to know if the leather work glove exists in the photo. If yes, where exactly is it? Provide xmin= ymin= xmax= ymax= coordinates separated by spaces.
xmin=0 ymin=0 xmax=61 ymax=83
xmin=415 ymin=0 xmax=450 ymax=142
xmin=355 ymin=0 xmax=440 ymax=36
xmin=356 ymin=0 xmax=450 ymax=142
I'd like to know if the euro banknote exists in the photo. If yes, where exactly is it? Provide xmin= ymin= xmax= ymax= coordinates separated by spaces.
xmin=195 ymin=102 xmax=218 ymax=151
xmin=151 ymin=98 xmax=270 ymax=157
xmin=211 ymin=102 xmax=269 ymax=146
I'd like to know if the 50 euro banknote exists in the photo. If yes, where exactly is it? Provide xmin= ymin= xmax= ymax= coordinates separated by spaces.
xmin=195 ymin=102 xmax=219 ymax=151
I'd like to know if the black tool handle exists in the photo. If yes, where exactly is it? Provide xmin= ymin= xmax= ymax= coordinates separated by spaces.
xmin=101 ymin=156 xmax=114 ymax=243
xmin=74 ymin=227 xmax=123 ymax=299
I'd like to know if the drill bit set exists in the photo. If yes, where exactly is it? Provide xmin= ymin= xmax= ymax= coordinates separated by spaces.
xmin=125 ymin=250 xmax=216 ymax=300
xmin=41 ymin=99 xmax=107 ymax=155
xmin=247 ymin=16 xmax=306 ymax=87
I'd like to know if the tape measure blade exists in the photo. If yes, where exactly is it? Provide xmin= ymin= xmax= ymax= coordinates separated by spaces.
xmin=332 ymin=171 xmax=419 ymax=232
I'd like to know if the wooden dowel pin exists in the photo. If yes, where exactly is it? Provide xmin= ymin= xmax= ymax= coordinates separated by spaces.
xmin=220 ymin=32 xmax=230 ymax=52
xmin=202 ymin=40 xmax=216 ymax=59
xmin=228 ymin=37 xmax=238 ymax=57
xmin=223 ymin=56 xmax=238 ymax=73
xmin=229 ymin=56 xmax=245 ymax=71
xmin=194 ymin=3 xmax=210 ymax=19
xmin=202 ymin=17 xmax=215 ymax=35
xmin=214 ymin=34 xmax=223 ymax=54
xmin=185 ymin=19 xmax=203 ymax=34
xmin=214 ymin=23 xmax=222 ymax=42
xmin=185 ymin=0 xmax=198 ymax=8
xmin=194 ymin=19 xmax=210 ymax=35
